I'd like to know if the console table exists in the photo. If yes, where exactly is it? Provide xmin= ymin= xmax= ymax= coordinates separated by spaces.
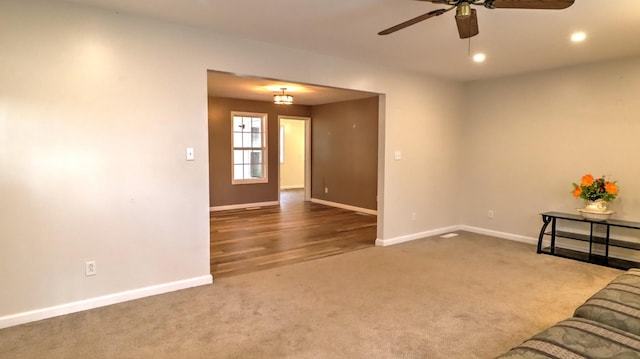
xmin=538 ymin=212 xmax=640 ymax=270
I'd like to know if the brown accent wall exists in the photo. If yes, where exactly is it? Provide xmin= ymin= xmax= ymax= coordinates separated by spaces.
xmin=311 ymin=97 xmax=379 ymax=210
xmin=208 ymin=97 xmax=311 ymax=207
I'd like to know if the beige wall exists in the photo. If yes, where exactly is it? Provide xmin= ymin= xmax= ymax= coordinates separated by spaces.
xmin=460 ymin=56 xmax=640 ymax=239
xmin=2 ymin=0 xmax=464 ymax=326
xmin=1 ymin=0 xmax=213 ymax=323
xmin=280 ymin=119 xmax=306 ymax=190
xmin=208 ymin=97 xmax=311 ymax=207
xmin=311 ymin=97 xmax=380 ymax=210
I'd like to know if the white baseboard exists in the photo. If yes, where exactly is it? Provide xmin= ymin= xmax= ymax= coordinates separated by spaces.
xmin=459 ymin=225 xmax=538 ymax=245
xmin=375 ymin=225 xmax=538 ymax=247
xmin=0 ymin=225 xmax=539 ymax=329
xmin=375 ymin=225 xmax=461 ymax=247
xmin=0 ymin=275 xmax=213 ymax=330
xmin=310 ymin=198 xmax=377 ymax=215
xmin=210 ymin=201 xmax=279 ymax=212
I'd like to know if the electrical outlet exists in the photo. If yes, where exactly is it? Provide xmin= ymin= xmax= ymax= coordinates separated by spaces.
xmin=85 ymin=261 xmax=96 ymax=276
xmin=411 ymin=212 xmax=417 ymax=221
xmin=488 ymin=210 xmax=494 ymax=219
xmin=324 ymin=187 xmax=329 ymax=194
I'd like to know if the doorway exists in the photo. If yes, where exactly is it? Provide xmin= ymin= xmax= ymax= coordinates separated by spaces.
xmin=207 ymin=71 xmax=382 ymax=277
xmin=278 ymin=116 xmax=311 ymax=204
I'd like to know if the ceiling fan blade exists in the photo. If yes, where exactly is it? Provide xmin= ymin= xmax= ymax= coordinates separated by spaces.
xmin=378 ymin=6 xmax=455 ymax=35
xmin=455 ymin=8 xmax=479 ymax=39
xmin=487 ymin=0 xmax=574 ymax=9
xmin=412 ymin=0 xmax=453 ymax=3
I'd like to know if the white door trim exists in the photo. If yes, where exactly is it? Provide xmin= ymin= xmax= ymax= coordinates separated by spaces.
xmin=278 ymin=116 xmax=311 ymax=201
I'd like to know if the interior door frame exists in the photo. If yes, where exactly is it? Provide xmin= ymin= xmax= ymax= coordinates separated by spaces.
xmin=278 ymin=115 xmax=312 ymax=202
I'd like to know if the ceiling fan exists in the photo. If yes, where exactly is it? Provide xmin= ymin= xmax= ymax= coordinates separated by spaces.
xmin=378 ymin=0 xmax=575 ymax=39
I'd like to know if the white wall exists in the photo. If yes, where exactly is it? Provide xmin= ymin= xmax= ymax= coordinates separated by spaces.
xmin=0 ymin=0 xmax=213 ymax=324
xmin=460 ymin=56 xmax=640 ymax=239
xmin=280 ymin=119 xmax=305 ymax=190
xmin=379 ymin=77 xmax=464 ymax=241
xmin=0 ymin=0 xmax=463 ymax=325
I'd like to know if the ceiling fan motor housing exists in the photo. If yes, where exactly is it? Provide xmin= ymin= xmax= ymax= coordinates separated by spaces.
xmin=456 ymin=2 xmax=472 ymax=18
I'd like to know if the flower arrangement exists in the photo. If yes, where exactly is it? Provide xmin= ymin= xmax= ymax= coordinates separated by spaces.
xmin=572 ymin=174 xmax=619 ymax=203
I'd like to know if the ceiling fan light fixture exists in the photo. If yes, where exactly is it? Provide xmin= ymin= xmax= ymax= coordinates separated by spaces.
xmin=456 ymin=2 xmax=472 ymax=18
xmin=274 ymin=88 xmax=293 ymax=105
xmin=377 ymin=0 xmax=575 ymax=39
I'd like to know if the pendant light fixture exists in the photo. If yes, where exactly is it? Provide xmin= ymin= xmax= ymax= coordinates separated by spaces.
xmin=274 ymin=87 xmax=293 ymax=105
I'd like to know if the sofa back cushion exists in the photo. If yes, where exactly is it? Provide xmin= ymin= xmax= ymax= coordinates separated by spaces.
xmin=495 ymin=317 xmax=640 ymax=358
xmin=573 ymin=270 xmax=640 ymax=336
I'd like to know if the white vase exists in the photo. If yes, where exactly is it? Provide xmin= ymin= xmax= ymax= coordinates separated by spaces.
xmin=578 ymin=199 xmax=613 ymax=221
xmin=584 ymin=199 xmax=608 ymax=213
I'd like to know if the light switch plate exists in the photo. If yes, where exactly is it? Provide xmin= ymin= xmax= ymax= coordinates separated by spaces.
xmin=394 ymin=150 xmax=402 ymax=160
xmin=186 ymin=147 xmax=195 ymax=161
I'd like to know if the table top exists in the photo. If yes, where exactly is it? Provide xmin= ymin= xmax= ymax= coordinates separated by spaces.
xmin=541 ymin=211 xmax=640 ymax=230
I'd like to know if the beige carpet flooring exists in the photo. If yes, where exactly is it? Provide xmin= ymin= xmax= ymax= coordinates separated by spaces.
xmin=0 ymin=231 xmax=623 ymax=358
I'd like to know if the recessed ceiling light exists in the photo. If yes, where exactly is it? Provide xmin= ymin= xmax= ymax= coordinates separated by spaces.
xmin=571 ymin=32 xmax=587 ymax=42
xmin=473 ymin=53 xmax=486 ymax=63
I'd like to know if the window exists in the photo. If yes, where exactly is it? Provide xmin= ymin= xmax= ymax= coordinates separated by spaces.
xmin=231 ymin=112 xmax=268 ymax=184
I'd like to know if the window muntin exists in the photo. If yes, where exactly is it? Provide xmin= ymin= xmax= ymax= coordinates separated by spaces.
xmin=231 ymin=112 xmax=268 ymax=184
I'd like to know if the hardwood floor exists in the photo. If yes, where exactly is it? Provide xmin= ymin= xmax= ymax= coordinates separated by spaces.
xmin=210 ymin=189 xmax=377 ymax=277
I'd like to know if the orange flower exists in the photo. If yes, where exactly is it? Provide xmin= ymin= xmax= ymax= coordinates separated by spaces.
xmin=605 ymin=182 xmax=618 ymax=195
xmin=581 ymin=174 xmax=594 ymax=187
xmin=572 ymin=185 xmax=582 ymax=197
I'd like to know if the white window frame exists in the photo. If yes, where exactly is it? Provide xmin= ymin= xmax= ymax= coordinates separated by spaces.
xmin=231 ymin=111 xmax=268 ymax=185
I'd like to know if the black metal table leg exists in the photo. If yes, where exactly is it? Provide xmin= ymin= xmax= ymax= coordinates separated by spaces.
xmin=589 ymin=222 xmax=594 ymax=260
xmin=551 ymin=217 xmax=557 ymax=255
xmin=605 ymin=225 xmax=610 ymax=265
xmin=537 ymin=214 xmax=552 ymax=254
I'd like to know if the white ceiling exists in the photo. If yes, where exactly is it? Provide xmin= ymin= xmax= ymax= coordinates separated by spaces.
xmin=55 ymin=0 xmax=640 ymax=103
xmin=207 ymin=71 xmax=378 ymax=106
